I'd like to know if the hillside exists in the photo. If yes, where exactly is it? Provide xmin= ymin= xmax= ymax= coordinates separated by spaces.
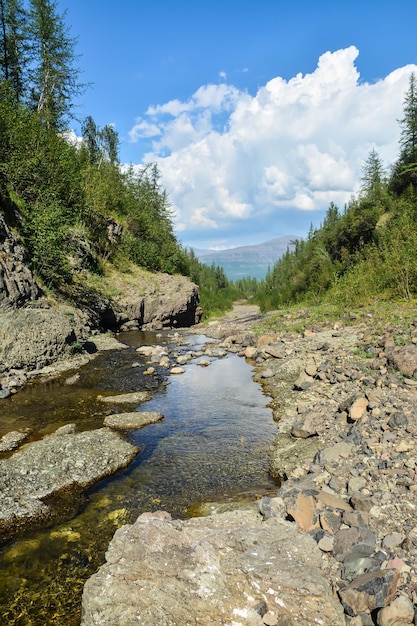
xmin=193 ymin=236 xmax=295 ymax=280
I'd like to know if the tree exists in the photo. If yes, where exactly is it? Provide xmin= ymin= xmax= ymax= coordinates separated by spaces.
xmin=360 ymin=148 xmax=386 ymax=198
xmin=0 ymin=0 xmax=27 ymax=100
xmin=27 ymin=0 xmax=84 ymax=128
xmin=391 ymin=72 xmax=417 ymax=194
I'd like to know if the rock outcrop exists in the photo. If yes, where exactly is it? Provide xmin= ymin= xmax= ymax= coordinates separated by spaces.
xmin=81 ymin=506 xmax=345 ymax=626
xmin=0 ymin=215 xmax=41 ymax=309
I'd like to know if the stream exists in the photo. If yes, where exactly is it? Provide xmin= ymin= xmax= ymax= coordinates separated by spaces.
xmin=0 ymin=329 xmax=278 ymax=625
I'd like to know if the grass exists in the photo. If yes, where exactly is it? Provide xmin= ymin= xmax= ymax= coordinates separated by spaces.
xmin=252 ymin=297 xmax=417 ymax=340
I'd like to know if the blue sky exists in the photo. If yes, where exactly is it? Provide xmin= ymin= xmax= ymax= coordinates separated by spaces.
xmin=59 ymin=0 xmax=417 ymax=250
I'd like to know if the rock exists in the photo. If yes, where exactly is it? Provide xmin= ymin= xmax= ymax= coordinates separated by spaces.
xmin=170 ymin=366 xmax=185 ymax=374
xmin=291 ymin=411 xmax=319 ymax=438
xmin=263 ymin=345 xmax=286 ymax=359
xmin=197 ymin=358 xmax=210 ymax=367
xmin=111 ymin=273 xmax=201 ymax=330
xmin=387 ymin=412 xmax=408 ymax=429
xmin=0 ymin=429 xmax=31 ymax=452
xmin=97 ymin=391 xmax=151 ymax=404
xmin=0 ymin=388 xmax=11 ymax=399
xmin=0 ymin=428 xmax=138 ymax=541
xmin=387 ymin=345 xmax=417 ymax=377
xmin=269 ymin=433 xmax=322 ymax=481
xmin=0 ymin=215 xmax=41 ymax=309
xmin=103 ymin=411 xmax=164 ymax=430
xmin=333 ymin=526 xmax=377 ymax=563
xmin=318 ymin=441 xmax=354 ymax=464
xmin=81 ymin=508 xmax=345 ymax=626
xmin=0 ymin=308 xmax=77 ymax=372
xmin=349 ymin=397 xmax=369 ymax=421
xmin=339 ymin=569 xmax=400 ymax=616
xmin=259 ymin=368 xmax=274 ymax=379
xmin=293 ymin=371 xmax=314 ymax=390
xmin=377 ymin=595 xmax=415 ymax=625
xmin=245 ymin=346 xmax=257 ymax=358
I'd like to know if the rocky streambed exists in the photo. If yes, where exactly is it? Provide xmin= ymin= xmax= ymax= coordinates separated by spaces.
xmin=81 ymin=306 xmax=417 ymax=626
xmin=2 ymin=302 xmax=417 ymax=625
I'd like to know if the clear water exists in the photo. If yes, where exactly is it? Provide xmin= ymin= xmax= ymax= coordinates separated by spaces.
xmin=0 ymin=330 xmax=277 ymax=625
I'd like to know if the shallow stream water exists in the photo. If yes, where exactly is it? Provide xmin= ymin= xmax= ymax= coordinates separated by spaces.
xmin=0 ymin=330 xmax=278 ymax=625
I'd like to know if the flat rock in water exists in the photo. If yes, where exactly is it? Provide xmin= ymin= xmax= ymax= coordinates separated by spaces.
xmin=97 ymin=391 xmax=151 ymax=404
xmin=81 ymin=508 xmax=345 ymax=626
xmin=0 ymin=427 xmax=138 ymax=541
xmin=104 ymin=411 xmax=164 ymax=430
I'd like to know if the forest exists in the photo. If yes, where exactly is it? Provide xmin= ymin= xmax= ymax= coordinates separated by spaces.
xmin=249 ymin=71 xmax=417 ymax=312
xmin=1 ymin=0 xmax=416 ymax=320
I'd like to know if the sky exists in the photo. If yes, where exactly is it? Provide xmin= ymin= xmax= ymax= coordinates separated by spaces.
xmin=59 ymin=0 xmax=417 ymax=250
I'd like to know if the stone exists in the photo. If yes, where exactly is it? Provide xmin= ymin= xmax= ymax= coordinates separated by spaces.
xmin=259 ymin=368 xmax=274 ymax=379
xmin=245 ymin=346 xmax=257 ymax=359
xmin=0 ymin=429 xmax=31 ymax=452
xmin=387 ymin=412 xmax=408 ymax=429
xmin=382 ymin=532 xmax=405 ymax=550
xmin=81 ymin=508 xmax=345 ymax=626
xmin=287 ymin=492 xmax=319 ymax=532
xmin=291 ymin=411 xmax=318 ymax=438
xmin=197 ymin=359 xmax=210 ymax=367
xmin=263 ymin=345 xmax=286 ymax=359
xmin=97 ymin=391 xmax=151 ymax=404
xmin=387 ymin=344 xmax=417 ymax=377
xmin=103 ymin=411 xmax=164 ymax=430
xmin=349 ymin=397 xmax=369 ymax=421
xmin=170 ymin=366 xmax=185 ymax=374
xmin=339 ymin=569 xmax=400 ymax=616
xmin=293 ymin=371 xmax=314 ymax=391
xmin=318 ymin=441 xmax=354 ymax=464
xmin=333 ymin=526 xmax=376 ymax=563
xmin=377 ymin=595 xmax=415 ymax=625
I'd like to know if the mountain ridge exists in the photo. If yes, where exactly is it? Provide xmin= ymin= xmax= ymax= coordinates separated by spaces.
xmin=193 ymin=235 xmax=296 ymax=281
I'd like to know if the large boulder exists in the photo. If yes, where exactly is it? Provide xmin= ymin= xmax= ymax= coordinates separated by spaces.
xmin=113 ymin=272 xmax=202 ymax=330
xmin=81 ymin=507 xmax=345 ymax=626
xmin=0 ymin=307 xmax=77 ymax=373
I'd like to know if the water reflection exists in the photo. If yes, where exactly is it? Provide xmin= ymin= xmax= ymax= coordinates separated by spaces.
xmin=0 ymin=331 xmax=277 ymax=625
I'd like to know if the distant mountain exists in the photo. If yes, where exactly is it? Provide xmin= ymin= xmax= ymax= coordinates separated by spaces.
xmin=193 ymin=236 xmax=295 ymax=281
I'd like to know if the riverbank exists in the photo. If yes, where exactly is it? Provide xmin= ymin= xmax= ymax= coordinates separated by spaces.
xmin=82 ymin=300 xmax=417 ymax=625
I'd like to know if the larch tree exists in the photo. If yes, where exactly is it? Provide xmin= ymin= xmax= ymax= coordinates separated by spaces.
xmin=0 ymin=0 xmax=27 ymax=100
xmin=27 ymin=0 xmax=84 ymax=129
xmin=391 ymin=72 xmax=417 ymax=194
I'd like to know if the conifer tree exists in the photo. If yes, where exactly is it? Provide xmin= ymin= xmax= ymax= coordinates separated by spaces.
xmin=27 ymin=0 xmax=84 ymax=128
xmin=391 ymin=72 xmax=417 ymax=194
xmin=0 ymin=0 xmax=27 ymax=100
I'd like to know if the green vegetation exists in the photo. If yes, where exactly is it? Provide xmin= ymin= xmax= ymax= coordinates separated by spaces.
xmin=250 ymin=72 xmax=417 ymax=313
xmin=2 ymin=1 xmax=416 ymax=322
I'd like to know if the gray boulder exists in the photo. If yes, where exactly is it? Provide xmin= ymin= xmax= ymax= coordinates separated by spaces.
xmin=0 ymin=307 xmax=76 ymax=372
xmin=81 ymin=507 xmax=345 ymax=626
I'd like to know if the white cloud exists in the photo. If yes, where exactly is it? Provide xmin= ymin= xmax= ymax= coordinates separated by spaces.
xmin=128 ymin=47 xmax=417 ymax=246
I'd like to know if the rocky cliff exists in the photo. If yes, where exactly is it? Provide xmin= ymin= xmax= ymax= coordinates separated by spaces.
xmin=0 ymin=214 xmax=201 ymax=385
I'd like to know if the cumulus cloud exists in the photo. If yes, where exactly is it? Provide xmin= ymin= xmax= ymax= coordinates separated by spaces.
xmin=128 ymin=46 xmax=417 ymax=247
